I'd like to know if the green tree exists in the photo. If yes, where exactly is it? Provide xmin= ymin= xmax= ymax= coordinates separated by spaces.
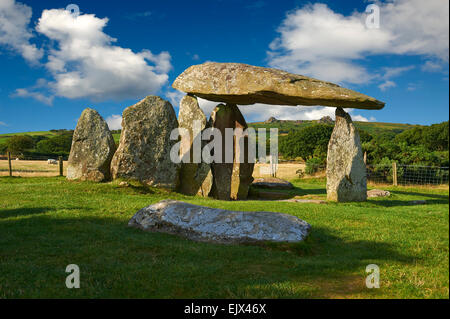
xmin=6 ymin=135 xmax=35 ymax=155
xmin=279 ymin=124 xmax=333 ymax=160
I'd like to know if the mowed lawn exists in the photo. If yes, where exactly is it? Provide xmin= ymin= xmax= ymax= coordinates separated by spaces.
xmin=0 ymin=177 xmax=448 ymax=299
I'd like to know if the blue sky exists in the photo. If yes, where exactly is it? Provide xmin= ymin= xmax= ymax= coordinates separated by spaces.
xmin=0 ymin=0 xmax=448 ymax=134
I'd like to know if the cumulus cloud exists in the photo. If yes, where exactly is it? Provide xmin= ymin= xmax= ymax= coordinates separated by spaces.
xmin=105 ymin=114 xmax=122 ymax=130
xmin=268 ymin=0 xmax=449 ymax=84
xmin=0 ymin=120 xmax=7 ymax=126
xmin=0 ymin=0 xmax=43 ymax=63
xmin=30 ymin=9 xmax=171 ymax=102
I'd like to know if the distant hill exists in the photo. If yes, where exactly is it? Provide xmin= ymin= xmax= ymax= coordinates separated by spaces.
xmin=248 ymin=118 xmax=423 ymax=136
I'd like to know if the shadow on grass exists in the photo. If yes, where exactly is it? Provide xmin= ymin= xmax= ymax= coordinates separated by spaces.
xmin=391 ymin=190 xmax=449 ymax=200
xmin=0 ymin=213 xmax=417 ymax=298
xmin=0 ymin=207 xmax=54 ymax=219
xmin=369 ymin=199 xmax=449 ymax=207
xmin=0 ymin=207 xmax=92 ymax=219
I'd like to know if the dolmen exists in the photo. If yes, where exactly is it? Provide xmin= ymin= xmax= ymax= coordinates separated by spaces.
xmin=173 ymin=62 xmax=385 ymax=202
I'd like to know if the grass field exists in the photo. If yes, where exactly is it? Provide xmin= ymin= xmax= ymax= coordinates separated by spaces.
xmin=0 ymin=176 xmax=448 ymax=298
xmin=0 ymin=160 xmax=68 ymax=177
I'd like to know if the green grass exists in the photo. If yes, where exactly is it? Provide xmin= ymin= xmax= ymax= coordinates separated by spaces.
xmin=0 ymin=177 xmax=448 ymax=298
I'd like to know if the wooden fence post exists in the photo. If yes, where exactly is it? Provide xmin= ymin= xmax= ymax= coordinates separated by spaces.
xmin=363 ymin=151 xmax=367 ymax=165
xmin=8 ymin=151 xmax=12 ymax=177
xmin=59 ymin=156 xmax=63 ymax=176
xmin=392 ymin=162 xmax=398 ymax=186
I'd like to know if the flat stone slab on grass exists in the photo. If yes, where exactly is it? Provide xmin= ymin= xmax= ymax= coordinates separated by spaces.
xmin=129 ymin=200 xmax=311 ymax=244
xmin=252 ymin=177 xmax=294 ymax=190
xmin=281 ymin=199 xmax=327 ymax=204
xmin=367 ymin=189 xmax=391 ymax=198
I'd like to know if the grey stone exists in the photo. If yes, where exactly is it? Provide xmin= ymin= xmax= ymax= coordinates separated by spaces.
xmin=367 ymin=189 xmax=391 ymax=198
xmin=177 ymin=94 xmax=213 ymax=197
xmin=252 ymin=177 xmax=294 ymax=190
xmin=208 ymin=103 xmax=254 ymax=200
xmin=281 ymin=199 xmax=327 ymax=204
xmin=110 ymin=96 xmax=179 ymax=189
xmin=172 ymin=62 xmax=385 ymax=110
xmin=326 ymin=108 xmax=367 ymax=202
xmin=67 ymin=108 xmax=116 ymax=182
xmin=129 ymin=200 xmax=311 ymax=244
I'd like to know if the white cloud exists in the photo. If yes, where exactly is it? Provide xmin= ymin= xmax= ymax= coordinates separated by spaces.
xmin=105 ymin=114 xmax=122 ymax=130
xmin=15 ymin=8 xmax=172 ymax=103
xmin=378 ymin=80 xmax=396 ymax=91
xmin=197 ymin=98 xmax=374 ymax=123
xmin=421 ymin=60 xmax=445 ymax=72
xmin=268 ymin=0 xmax=449 ymax=85
xmin=0 ymin=120 xmax=7 ymax=126
xmin=12 ymin=88 xmax=54 ymax=105
xmin=0 ymin=0 xmax=43 ymax=63
xmin=381 ymin=66 xmax=415 ymax=80
xmin=166 ymin=89 xmax=185 ymax=108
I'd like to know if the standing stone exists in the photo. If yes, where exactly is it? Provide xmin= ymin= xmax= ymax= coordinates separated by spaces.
xmin=177 ymin=94 xmax=213 ymax=196
xmin=110 ymin=96 xmax=179 ymax=189
xmin=67 ymin=108 xmax=116 ymax=182
xmin=209 ymin=103 xmax=254 ymax=200
xmin=326 ymin=108 xmax=367 ymax=202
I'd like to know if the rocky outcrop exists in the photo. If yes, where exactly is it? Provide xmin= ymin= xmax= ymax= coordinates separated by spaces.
xmin=252 ymin=177 xmax=294 ymax=190
xmin=129 ymin=200 xmax=311 ymax=244
xmin=110 ymin=96 xmax=179 ymax=189
xmin=172 ymin=62 xmax=385 ymax=109
xmin=67 ymin=108 xmax=116 ymax=182
xmin=208 ymin=103 xmax=254 ymax=200
xmin=177 ymin=94 xmax=213 ymax=196
xmin=326 ymin=108 xmax=367 ymax=202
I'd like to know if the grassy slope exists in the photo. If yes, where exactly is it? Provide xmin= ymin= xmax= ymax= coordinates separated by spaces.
xmin=0 ymin=177 xmax=448 ymax=298
xmin=0 ymin=131 xmax=59 ymax=145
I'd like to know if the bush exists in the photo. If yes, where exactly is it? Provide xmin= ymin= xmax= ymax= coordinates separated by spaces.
xmin=305 ymin=157 xmax=324 ymax=175
xmin=6 ymin=135 xmax=35 ymax=155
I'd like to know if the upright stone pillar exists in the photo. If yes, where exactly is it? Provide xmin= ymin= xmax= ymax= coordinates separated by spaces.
xmin=177 ymin=94 xmax=213 ymax=197
xmin=208 ymin=103 xmax=254 ymax=200
xmin=326 ymin=107 xmax=367 ymax=202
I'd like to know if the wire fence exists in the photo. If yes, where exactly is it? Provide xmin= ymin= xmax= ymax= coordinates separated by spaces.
xmin=0 ymin=152 xmax=66 ymax=177
xmin=1 ymin=153 xmax=449 ymax=186
xmin=295 ymin=163 xmax=449 ymax=186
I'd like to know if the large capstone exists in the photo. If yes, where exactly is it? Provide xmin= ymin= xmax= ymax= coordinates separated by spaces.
xmin=67 ymin=108 xmax=116 ymax=182
xmin=129 ymin=200 xmax=311 ymax=244
xmin=326 ymin=108 xmax=367 ymax=202
xmin=173 ymin=62 xmax=385 ymax=110
xmin=177 ymin=94 xmax=213 ymax=197
xmin=208 ymin=103 xmax=254 ymax=200
xmin=110 ymin=96 xmax=180 ymax=189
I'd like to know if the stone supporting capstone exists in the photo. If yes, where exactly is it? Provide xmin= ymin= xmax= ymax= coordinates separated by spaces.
xmin=326 ymin=107 xmax=367 ymax=202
